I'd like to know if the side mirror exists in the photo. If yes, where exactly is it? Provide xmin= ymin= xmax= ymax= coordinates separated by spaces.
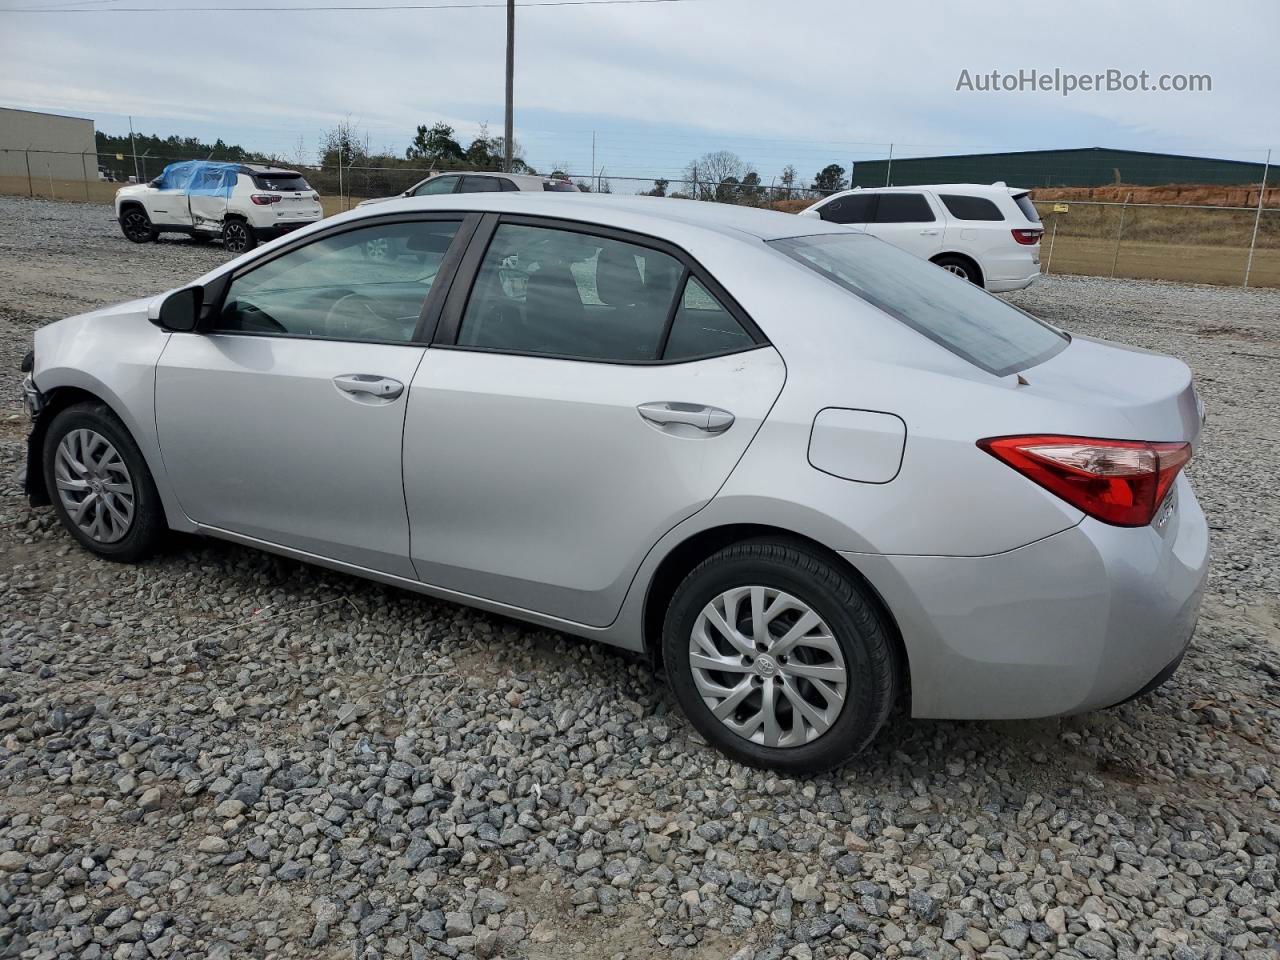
xmin=150 ymin=287 xmax=202 ymax=332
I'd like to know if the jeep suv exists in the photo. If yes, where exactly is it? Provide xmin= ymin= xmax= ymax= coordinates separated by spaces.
xmin=115 ymin=161 xmax=323 ymax=253
xmin=798 ymin=183 xmax=1043 ymax=292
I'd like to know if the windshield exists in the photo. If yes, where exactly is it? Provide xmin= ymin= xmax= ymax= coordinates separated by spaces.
xmin=770 ymin=233 xmax=1066 ymax=377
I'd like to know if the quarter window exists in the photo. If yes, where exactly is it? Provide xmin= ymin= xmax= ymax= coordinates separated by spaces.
xmin=939 ymin=194 xmax=1004 ymax=221
xmin=871 ymin=193 xmax=935 ymax=223
xmin=664 ymin=278 xmax=754 ymax=360
xmin=216 ymin=220 xmax=462 ymax=342
xmin=456 ymin=223 xmax=686 ymax=362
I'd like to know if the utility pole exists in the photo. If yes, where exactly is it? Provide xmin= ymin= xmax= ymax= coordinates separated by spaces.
xmin=128 ymin=115 xmax=140 ymax=183
xmin=1244 ymin=148 xmax=1271 ymax=288
xmin=503 ymin=0 xmax=515 ymax=173
xmin=591 ymin=131 xmax=596 ymax=192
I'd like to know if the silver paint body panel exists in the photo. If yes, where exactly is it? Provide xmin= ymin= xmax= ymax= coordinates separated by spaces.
xmin=29 ymin=193 xmax=1209 ymax=720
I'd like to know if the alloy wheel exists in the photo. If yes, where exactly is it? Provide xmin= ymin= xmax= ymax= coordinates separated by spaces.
xmin=54 ymin=428 xmax=135 ymax=543
xmin=122 ymin=210 xmax=151 ymax=241
xmin=688 ymin=585 xmax=848 ymax=748
xmin=943 ymin=263 xmax=969 ymax=280
xmin=224 ymin=223 xmax=250 ymax=253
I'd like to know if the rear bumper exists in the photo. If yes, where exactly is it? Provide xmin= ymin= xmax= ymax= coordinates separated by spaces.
xmin=847 ymin=473 xmax=1208 ymax=719
xmin=253 ymin=219 xmax=319 ymax=239
xmin=987 ymin=269 xmax=1041 ymax=293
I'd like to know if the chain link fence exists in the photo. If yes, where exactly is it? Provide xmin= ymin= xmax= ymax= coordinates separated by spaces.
xmin=1 ymin=146 xmax=1276 ymax=288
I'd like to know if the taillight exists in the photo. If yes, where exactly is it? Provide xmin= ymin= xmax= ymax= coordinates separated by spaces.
xmin=1011 ymin=229 xmax=1041 ymax=245
xmin=250 ymin=194 xmax=281 ymax=205
xmin=978 ymin=435 xmax=1191 ymax=527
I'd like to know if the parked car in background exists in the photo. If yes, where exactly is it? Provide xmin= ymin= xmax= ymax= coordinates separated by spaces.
xmin=357 ymin=171 xmax=578 ymax=207
xmin=115 ymin=161 xmax=323 ymax=254
xmin=799 ymin=183 xmax=1044 ymax=291
xmin=22 ymin=194 xmax=1206 ymax=772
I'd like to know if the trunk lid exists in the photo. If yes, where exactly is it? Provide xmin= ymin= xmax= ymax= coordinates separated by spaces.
xmin=1024 ymin=335 xmax=1203 ymax=447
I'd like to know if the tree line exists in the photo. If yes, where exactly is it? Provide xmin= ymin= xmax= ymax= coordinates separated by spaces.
xmin=95 ymin=123 xmax=857 ymax=203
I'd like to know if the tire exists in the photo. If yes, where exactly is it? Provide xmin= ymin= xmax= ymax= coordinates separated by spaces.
xmin=662 ymin=539 xmax=898 ymax=773
xmin=222 ymin=218 xmax=257 ymax=254
xmin=42 ymin=402 xmax=166 ymax=563
xmin=119 ymin=206 xmax=157 ymax=243
xmin=933 ymin=255 xmax=982 ymax=286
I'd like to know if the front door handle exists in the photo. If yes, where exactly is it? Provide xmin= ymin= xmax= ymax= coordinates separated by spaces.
xmin=637 ymin=401 xmax=735 ymax=435
xmin=333 ymin=374 xmax=404 ymax=401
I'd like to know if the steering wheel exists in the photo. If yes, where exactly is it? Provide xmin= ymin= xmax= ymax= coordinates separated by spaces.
xmin=324 ymin=292 xmax=398 ymax=340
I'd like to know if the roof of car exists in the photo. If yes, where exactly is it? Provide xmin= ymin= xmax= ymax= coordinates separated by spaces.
xmin=349 ymin=192 xmax=845 ymax=242
xmin=239 ymin=163 xmax=302 ymax=176
xmin=832 ymin=183 xmax=1028 ymax=197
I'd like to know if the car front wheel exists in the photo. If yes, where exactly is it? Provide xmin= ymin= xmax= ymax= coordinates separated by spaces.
xmin=662 ymin=539 xmax=898 ymax=773
xmin=119 ymin=207 xmax=157 ymax=243
xmin=42 ymin=402 xmax=165 ymax=562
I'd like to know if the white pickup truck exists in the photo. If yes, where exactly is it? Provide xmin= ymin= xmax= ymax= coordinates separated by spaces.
xmin=115 ymin=161 xmax=323 ymax=253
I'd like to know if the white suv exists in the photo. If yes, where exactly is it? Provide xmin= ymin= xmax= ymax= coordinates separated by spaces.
xmin=358 ymin=171 xmax=579 ymax=207
xmin=798 ymin=183 xmax=1043 ymax=292
xmin=115 ymin=161 xmax=323 ymax=254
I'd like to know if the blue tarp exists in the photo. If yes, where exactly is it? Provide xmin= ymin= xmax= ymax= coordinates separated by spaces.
xmin=154 ymin=160 xmax=239 ymax=197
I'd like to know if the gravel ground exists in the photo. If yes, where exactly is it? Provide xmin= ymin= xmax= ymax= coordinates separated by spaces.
xmin=1 ymin=196 xmax=1278 ymax=960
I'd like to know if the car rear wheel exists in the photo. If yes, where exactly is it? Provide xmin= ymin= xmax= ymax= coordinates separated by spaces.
xmin=119 ymin=207 xmax=157 ymax=243
xmin=662 ymin=539 xmax=898 ymax=772
xmin=222 ymin=219 xmax=257 ymax=254
xmin=42 ymin=403 xmax=165 ymax=562
xmin=933 ymin=254 xmax=982 ymax=285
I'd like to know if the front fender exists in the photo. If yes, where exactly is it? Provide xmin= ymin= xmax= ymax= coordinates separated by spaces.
xmin=33 ymin=309 xmax=195 ymax=532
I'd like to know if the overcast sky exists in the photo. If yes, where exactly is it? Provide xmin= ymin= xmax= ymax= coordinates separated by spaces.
xmin=1 ymin=0 xmax=1275 ymax=188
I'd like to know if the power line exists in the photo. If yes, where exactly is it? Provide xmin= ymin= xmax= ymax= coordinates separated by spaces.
xmin=0 ymin=0 xmax=701 ymax=11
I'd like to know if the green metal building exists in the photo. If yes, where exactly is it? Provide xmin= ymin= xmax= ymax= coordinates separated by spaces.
xmin=851 ymin=147 xmax=1268 ymax=189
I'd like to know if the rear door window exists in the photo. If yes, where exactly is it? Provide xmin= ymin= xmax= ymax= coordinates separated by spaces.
xmin=460 ymin=176 xmax=504 ymax=193
xmin=871 ymin=193 xmax=935 ymax=223
xmin=819 ymin=194 xmax=875 ymax=224
xmin=939 ymin=194 xmax=1004 ymax=221
xmin=771 ymin=233 xmax=1066 ymax=376
xmin=456 ymin=223 xmax=686 ymax=362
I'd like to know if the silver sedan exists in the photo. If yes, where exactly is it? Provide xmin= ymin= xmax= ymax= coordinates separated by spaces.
xmin=21 ymin=193 xmax=1208 ymax=772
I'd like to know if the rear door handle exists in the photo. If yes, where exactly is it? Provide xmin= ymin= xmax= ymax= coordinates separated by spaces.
xmin=333 ymin=374 xmax=404 ymax=400
xmin=637 ymin=401 xmax=735 ymax=435
xmin=919 ymin=229 xmax=939 ymax=235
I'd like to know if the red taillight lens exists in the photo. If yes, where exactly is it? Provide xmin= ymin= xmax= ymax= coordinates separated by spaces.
xmin=250 ymin=194 xmax=280 ymax=205
xmin=1011 ymin=229 xmax=1042 ymax=245
xmin=978 ymin=435 xmax=1191 ymax=527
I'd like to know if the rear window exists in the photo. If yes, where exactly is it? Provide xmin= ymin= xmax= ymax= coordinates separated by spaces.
xmin=253 ymin=173 xmax=311 ymax=192
xmin=543 ymin=180 xmax=578 ymax=192
xmin=1013 ymin=192 xmax=1041 ymax=223
xmin=939 ymin=194 xmax=1004 ymax=221
xmin=770 ymin=233 xmax=1067 ymax=377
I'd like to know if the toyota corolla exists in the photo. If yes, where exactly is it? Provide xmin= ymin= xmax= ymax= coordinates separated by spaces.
xmin=20 ymin=194 xmax=1208 ymax=772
